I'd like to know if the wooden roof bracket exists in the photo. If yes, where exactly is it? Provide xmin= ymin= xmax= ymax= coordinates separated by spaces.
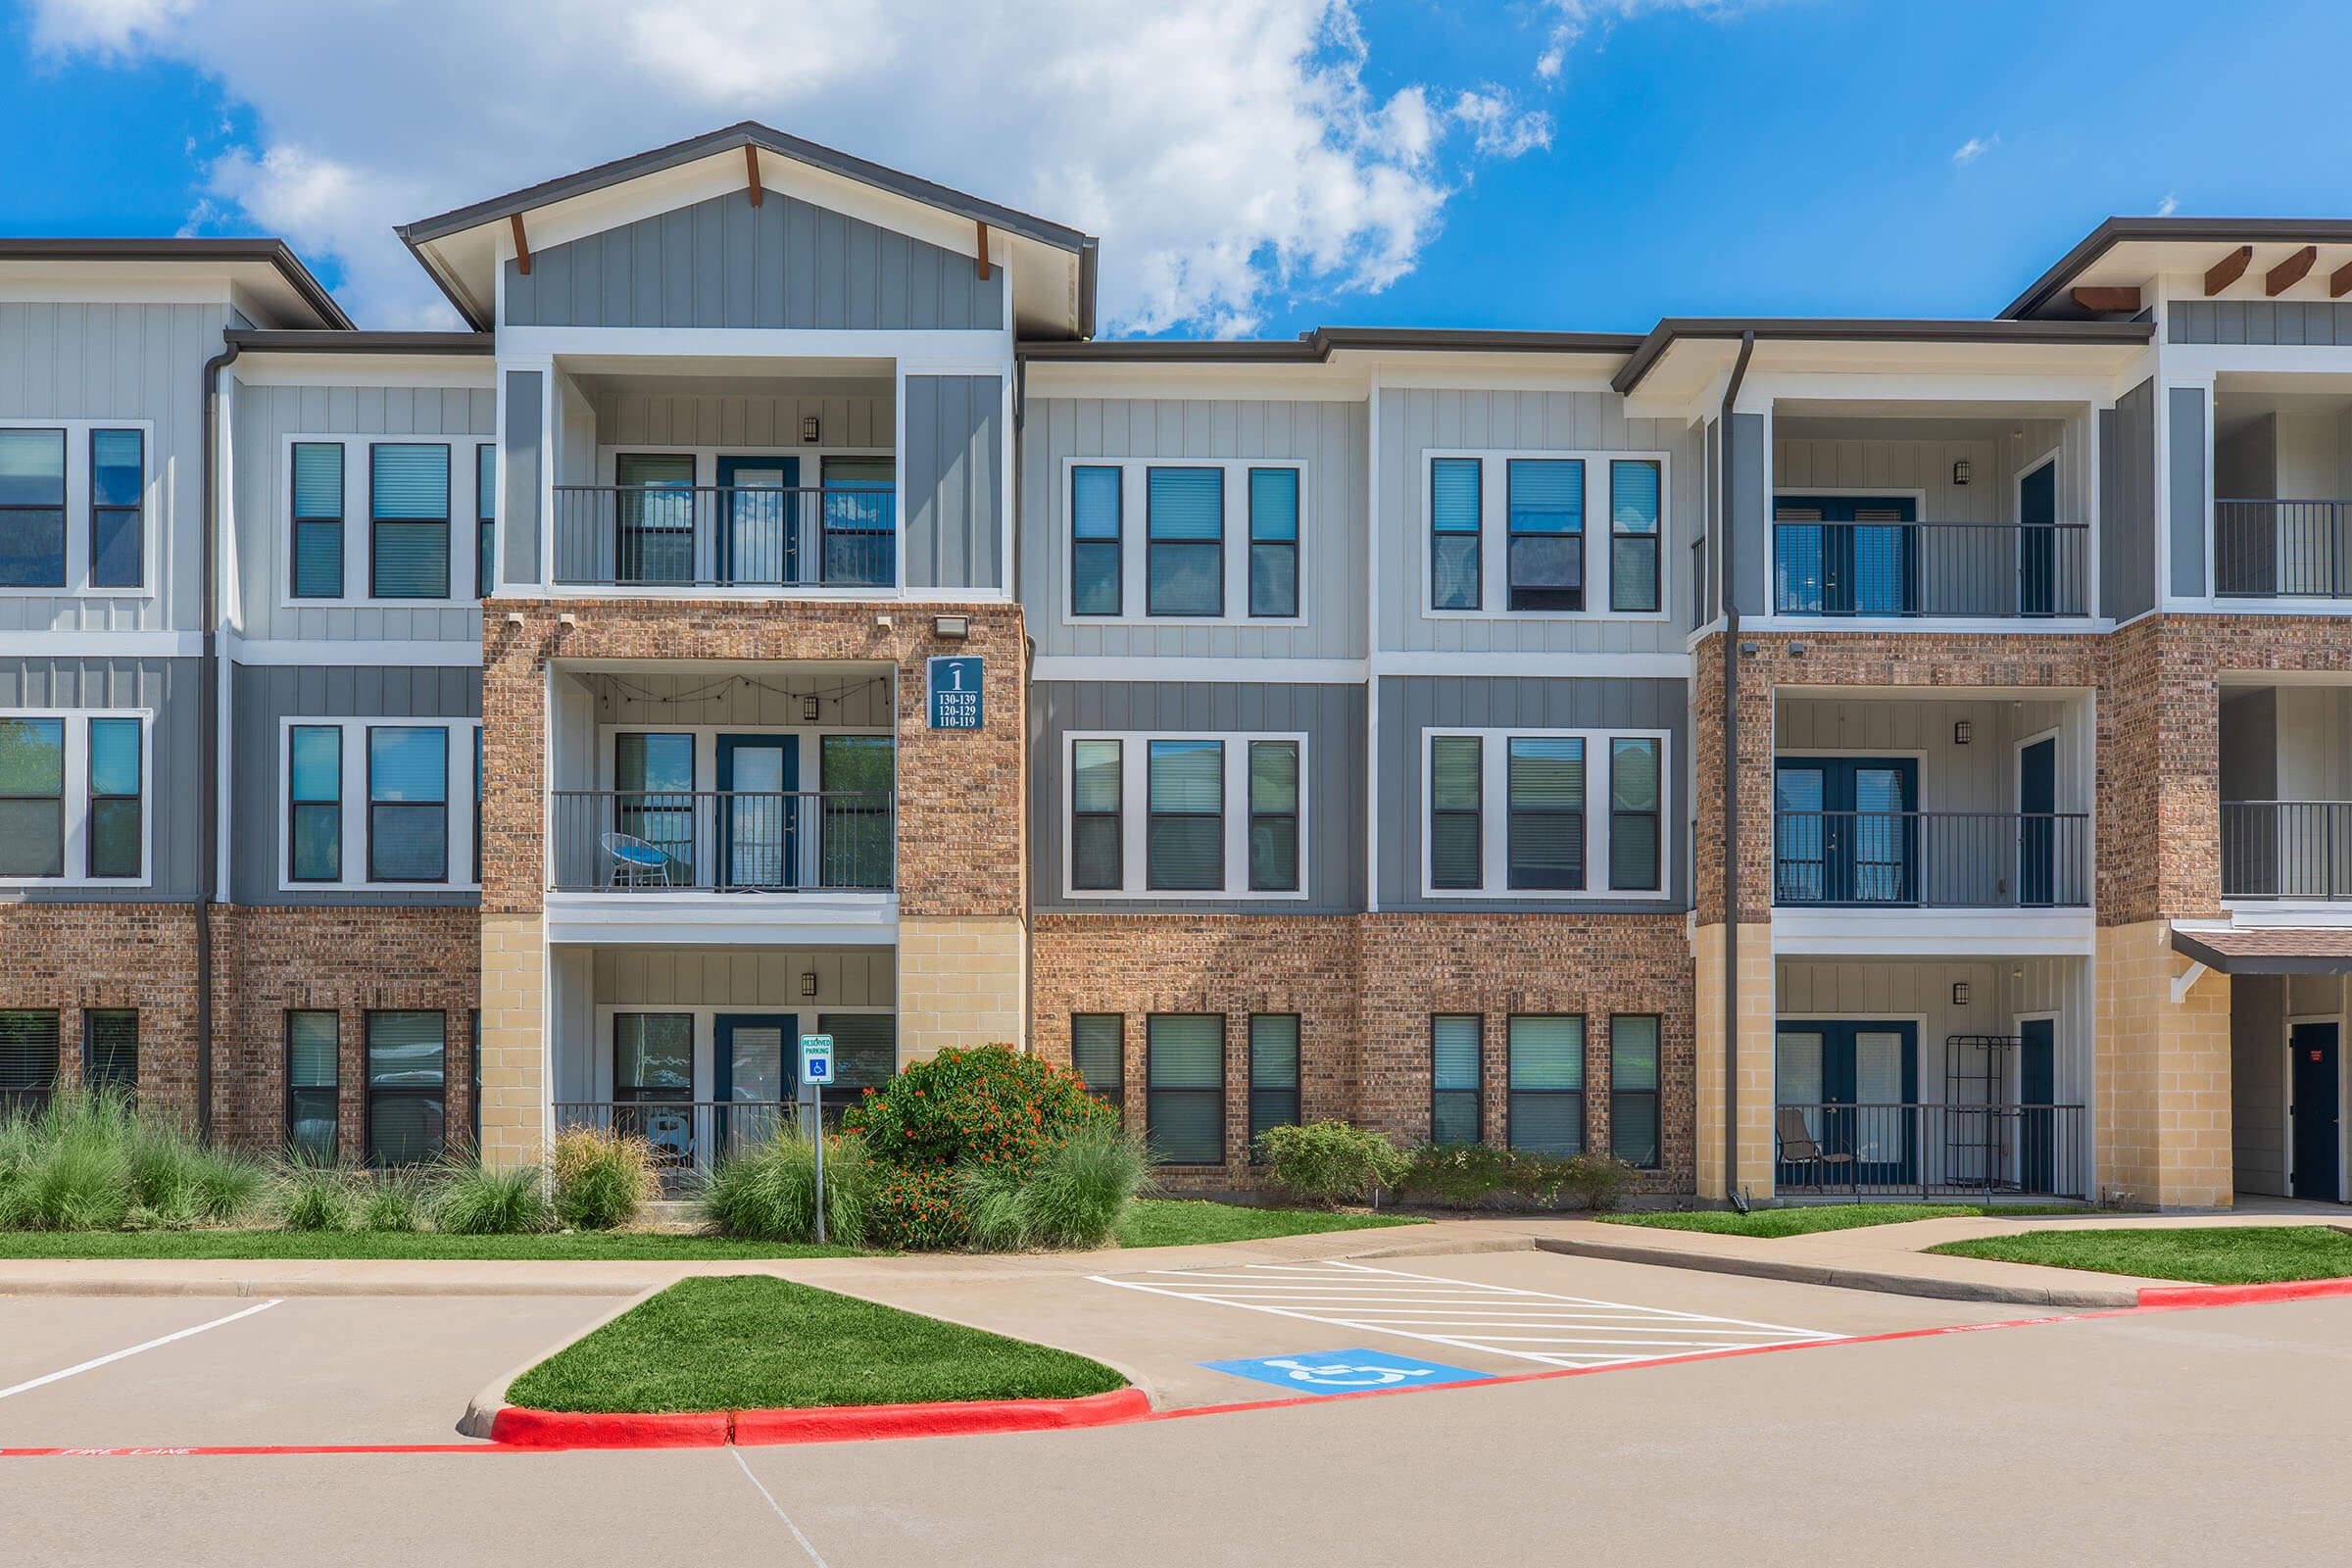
xmin=2266 ymin=245 xmax=2318 ymax=296
xmin=746 ymin=145 xmax=763 ymax=208
xmin=976 ymin=220 xmax=992 ymax=281
xmin=2069 ymin=286 xmax=2140 ymax=313
xmin=2204 ymin=244 xmax=2252 ymax=295
xmin=510 ymin=213 xmax=531 ymax=276
xmin=2333 ymin=260 xmax=2352 ymax=300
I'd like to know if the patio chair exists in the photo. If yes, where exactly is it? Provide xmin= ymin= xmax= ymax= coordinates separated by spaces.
xmin=1775 ymin=1106 xmax=1855 ymax=1192
xmin=602 ymin=831 xmax=677 ymax=889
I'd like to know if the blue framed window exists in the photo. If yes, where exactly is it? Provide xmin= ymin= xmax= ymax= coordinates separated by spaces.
xmin=89 ymin=429 xmax=144 ymax=589
xmin=1070 ymin=738 xmax=1123 ymax=890
xmin=1775 ymin=1020 xmax=1918 ymax=1186
xmin=1506 ymin=458 xmax=1583 ymax=612
xmin=1772 ymin=495 xmax=1917 ymax=615
xmin=475 ymin=443 xmax=497 ymax=598
xmin=1507 ymin=1014 xmax=1586 ymax=1156
xmin=1431 ymin=1014 xmax=1482 ymax=1145
xmin=1773 ymin=757 xmax=1918 ymax=906
xmin=1070 ymin=466 xmax=1122 ymax=615
xmin=368 ymin=726 xmax=448 ymax=883
xmin=1506 ymin=737 xmax=1584 ymax=891
xmin=86 ymin=717 xmax=141 ymax=879
xmin=1608 ymin=459 xmax=1660 ymax=613
xmin=369 ymin=443 xmax=451 ymax=600
xmin=1146 ymin=466 xmax=1223 ymax=616
xmin=1430 ymin=457 xmax=1481 ymax=610
xmin=1247 ymin=467 xmax=1298 ymax=617
xmin=0 ymin=429 xmax=67 ymax=588
xmin=288 ymin=724 xmax=342 ymax=882
xmin=290 ymin=442 xmax=345 ymax=599
xmin=1146 ymin=739 xmax=1222 ymax=891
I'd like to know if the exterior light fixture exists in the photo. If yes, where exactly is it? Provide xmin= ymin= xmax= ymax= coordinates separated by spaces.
xmin=801 ymin=416 xmax=820 ymax=443
xmin=800 ymin=972 xmax=818 ymax=999
xmin=1952 ymin=459 xmax=1972 ymax=485
xmin=1951 ymin=982 xmax=1971 ymax=1005
xmin=933 ymin=613 xmax=970 ymax=640
xmin=801 ymin=696 xmax=821 ymax=722
xmin=1953 ymin=720 xmax=1973 ymax=745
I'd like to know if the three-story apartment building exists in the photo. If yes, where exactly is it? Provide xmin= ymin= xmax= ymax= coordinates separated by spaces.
xmin=6 ymin=124 xmax=2350 ymax=1209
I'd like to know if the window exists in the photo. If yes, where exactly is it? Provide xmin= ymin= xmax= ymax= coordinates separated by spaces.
xmin=817 ymin=456 xmax=895 ymax=587
xmin=0 ymin=712 xmax=149 ymax=884
xmin=0 ymin=1009 xmax=60 ymax=1114
xmin=1610 ymin=1015 xmax=1661 ymax=1169
xmin=82 ymin=1008 xmax=136 ymax=1093
xmin=89 ymin=430 xmax=144 ymax=589
xmin=1248 ymin=1013 xmax=1300 ymax=1151
xmin=1610 ymin=460 xmax=1661 ymax=613
xmin=368 ymin=726 xmax=449 ymax=883
xmin=815 ymin=1013 xmax=897 ymax=1102
xmin=1609 ymin=739 xmax=1662 ymax=892
xmin=1071 ymin=1014 xmax=1124 ymax=1103
xmin=1147 ymin=1014 xmax=1224 ymax=1164
xmin=1070 ymin=466 xmax=1122 ymax=615
xmin=290 ymin=442 xmax=345 ymax=599
xmin=1429 ymin=735 xmax=1482 ymax=891
xmin=286 ymin=1010 xmax=338 ymax=1160
xmin=475 ymin=443 xmax=497 ymax=598
xmin=615 ymin=1013 xmax=693 ymax=1107
xmin=1147 ymin=739 xmax=1222 ymax=892
xmin=1147 ymin=467 xmax=1223 ymax=616
xmin=0 ymin=717 xmax=64 ymax=877
xmin=1247 ymin=740 xmax=1298 ymax=893
xmin=1507 ymin=459 xmax=1583 ymax=612
xmin=1248 ymin=467 xmax=1298 ymax=617
xmin=288 ymin=724 xmax=343 ymax=882
xmin=1508 ymin=1015 xmax=1585 ymax=1156
xmin=1431 ymin=1014 xmax=1481 ymax=1145
xmin=85 ymin=717 xmax=141 ymax=879
xmin=1507 ymin=737 xmax=1584 ymax=891
xmin=614 ymin=730 xmax=694 ymax=880
xmin=1070 ymin=738 xmax=1122 ymax=890
xmin=472 ymin=728 xmax=484 ymax=886
xmin=818 ymin=734 xmax=893 ymax=890
xmin=1430 ymin=457 xmax=1481 ymax=611
xmin=0 ymin=429 xmax=66 ymax=587
xmin=366 ymin=1010 xmax=445 ymax=1165
xmin=369 ymin=443 xmax=451 ymax=599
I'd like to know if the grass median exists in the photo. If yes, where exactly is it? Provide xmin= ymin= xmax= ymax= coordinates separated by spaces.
xmin=1929 ymin=1225 xmax=2352 ymax=1285
xmin=1597 ymin=1202 xmax=2085 ymax=1240
xmin=506 ymin=1276 xmax=1127 ymax=1414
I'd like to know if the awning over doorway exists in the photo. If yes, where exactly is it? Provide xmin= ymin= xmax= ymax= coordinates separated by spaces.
xmin=2171 ymin=926 xmax=2352 ymax=975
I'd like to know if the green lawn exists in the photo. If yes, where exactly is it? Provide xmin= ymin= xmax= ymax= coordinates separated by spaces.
xmin=1598 ymin=1202 xmax=2085 ymax=1241
xmin=506 ymin=1276 xmax=1127 ymax=1413
xmin=1114 ymin=1199 xmax=1422 ymax=1249
xmin=1929 ymin=1225 xmax=2352 ymax=1285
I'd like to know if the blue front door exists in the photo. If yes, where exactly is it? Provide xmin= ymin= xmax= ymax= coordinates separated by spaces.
xmin=715 ymin=456 xmax=797 ymax=585
xmin=2017 ymin=460 xmax=2058 ymax=615
xmin=713 ymin=1013 xmax=794 ymax=1156
xmin=2018 ymin=736 xmax=2057 ymax=906
xmin=2291 ymin=1022 xmax=2341 ymax=1201
xmin=1775 ymin=494 xmax=1918 ymax=614
xmin=1775 ymin=757 xmax=1919 ymax=905
xmin=1777 ymin=1020 xmax=1920 ymax=1187
xmin=716 ymin=735 xmax=796 ymax=889
xmin=2018 ymin=1016 xmax=2057 ymax=1193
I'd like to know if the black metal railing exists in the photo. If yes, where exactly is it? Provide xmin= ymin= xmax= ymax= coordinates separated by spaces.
xmin=2222 ymin=800 xmax=2352 ymax=900
xmin=1771 ymin=520 xmax=2091 ymax=617
xmin=551 ymin=484 xmax=896 ymax=588
xmin=1773 ymin=810 xmax=2092 ymax=908
xmin=2215 ymin=499 xmax=2352 ymax=599
xmin=549 ymin=789 xmax=894 ymax=893
xmin=1775 ymin=1102 xmax=2088 ymax=1199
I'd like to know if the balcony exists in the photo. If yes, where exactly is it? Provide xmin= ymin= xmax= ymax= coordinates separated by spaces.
xmin=2222 ymin=801 xmax=2352 ymax=900
xmin=551 ymin=484 xmax=895 ymax=590
xmin=1774 ymin=1101 xmax=2089 ymax=1200
xmin=1773 ymin=810 xmax=2091 ymax=909
xmin=1770 ymin=519 xmax=2090 ymax=618
xmin=550 ymin=789 xmax=893 ymax=894
xmin=2215 ymin=500 xmax=2352 ymax=599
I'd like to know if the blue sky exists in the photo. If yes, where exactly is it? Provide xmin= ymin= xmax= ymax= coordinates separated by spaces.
xmin=7 ymin=0 xmax=2350 ymax=333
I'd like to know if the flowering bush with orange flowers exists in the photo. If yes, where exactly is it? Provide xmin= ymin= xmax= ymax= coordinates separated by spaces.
xmin=866 ymin=1164 xmax=972 ymax=1250
xmin=842 ymin=1044 xmax=1112 ymax=1179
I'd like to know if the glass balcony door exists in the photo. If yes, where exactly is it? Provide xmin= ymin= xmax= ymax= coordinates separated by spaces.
xmin=715 ymin=455 xmax=797 ymax=586
xmin=716 ymin=734 xmax=796 ymax=890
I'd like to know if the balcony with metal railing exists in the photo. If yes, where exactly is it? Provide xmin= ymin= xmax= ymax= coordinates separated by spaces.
xmin=550 ymin=789 xmax=894 ymax=894
xmin=1772 ymin=810 xmax=2092 ymax=908
xmin=1770 ymin=519 xmax=2091 ymax=618
xmin=551 ymin=484 xmax=896 ymax=590
xmin=2221 ymin=801 xmax=2352 ymax=901
xmin=2214 ymin=500 xmax=2352 ymax=599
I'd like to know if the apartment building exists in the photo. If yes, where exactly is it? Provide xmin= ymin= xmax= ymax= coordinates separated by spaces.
xmin=4 ymin=124 xmax=2348 ymax=1209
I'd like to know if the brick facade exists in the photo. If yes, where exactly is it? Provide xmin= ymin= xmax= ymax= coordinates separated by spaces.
xmin=0 ymin=904 xmax=200 ymax=1123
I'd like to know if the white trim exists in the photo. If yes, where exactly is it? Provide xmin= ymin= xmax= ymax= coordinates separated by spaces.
xmin=1060 ymin=730 xmax=1310 ymax=902
xmin=0 ymin=632 xmax=199 ymax=659
xmin=0 ymin=707 xmax=155 ymax=889
xmin=1416 ymin=726 xmax=1673 ymax=903
xmin=497 ymin=326 xmax=1010 ymax=368
xmin=544 ymin=892 xmax=895 ymax=948
xmin=1418 ymin=447 xmax=1675 ymax=625
xmin=233 ymin=640 xmax=482 ymax=667
xmin=1056 ymin=457 xmax=1309 ymax=629
xmin=275 ymin=432 xmax=486 ymax=610
xmin=1032 ymin=656 xmax=1365 ymax=684
xmin=275 ymin=716 xmax=482 ymax=894
xmin=1771 ymin=906 xmax=2095 ymax=956
xmin=0 ymin=418 xmax=160 ymax=601
xmin=1739 ymin=615 xmax=2106 ymax=636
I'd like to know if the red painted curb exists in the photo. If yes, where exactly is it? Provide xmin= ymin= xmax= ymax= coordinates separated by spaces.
xmin=732 ymin=1387 xmax=1149 ymax=1446
xmin=2135 ymin=1276 xmax=2352 ymax=1309
xmin=487 ymin=1406 xmax=730 ymax=1448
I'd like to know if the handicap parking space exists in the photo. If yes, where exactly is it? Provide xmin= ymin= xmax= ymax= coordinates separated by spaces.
xmin=0 ymin=1293 xmax=627 ymax=1449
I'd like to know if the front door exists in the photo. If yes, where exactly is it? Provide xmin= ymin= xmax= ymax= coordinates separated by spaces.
xmin=2018 ymin=736 xmax=2058 ymax=906
xmin=2018 ymin=459 xmax=2058 ymax=615
xmin=1775 ymin=757 xmax=1920 ymax=906
xmin=1774 ymin=494 xmax=1918 ymax=615
xmin=2291 ymin=1021 xmax=2341 ymax=1201
xmin=2018 ymin=1016 xmax=2057 ymax=1193
xmin=713 ymin=1013 xmax=793 ymax=1156
xmin=715 ymin=455 xmax=797 ymax=585
xmin=716 ymin=735 xmax=795 ymax=890
xmin=1776 ymin=1020 xmax=1919 ymax=1188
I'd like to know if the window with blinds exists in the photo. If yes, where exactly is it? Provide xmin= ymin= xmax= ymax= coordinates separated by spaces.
xmin=368 ymin=726 xmax=448 ymax=883
xmin=1609 ymin=459 xmax=1661 ymax=613
xmin=81 ymin=1009 xmax=136 ymax=1094
xmin=89 ymin=428 xmax=144 ymax=589
xmin=0 ymin=1009 xmax=60 ymax=1112
xmin=290 ymin=441 xmax=345 ymax=599
xmin=1146 ymin=739 xmax=1223 ymax=892
xmin=1430 ymin=457 xmax=1481 ymax=611
xmin=0 ymin=717 xmax=64 ymax=878
xmin=1429 ymin=735 xmax=1483 ymax=891
xmin=286 ymin=1009 xmax=338 ymax=1161
xmin=369 ymin=442 xmax=451 ymax=599
xmin=1427 ymin=729 xmax=1667 ymax=899
xmin=288 ymin=724 xmax=342 ymax=883
xmin=1507 ymin=737 xmax=1585 ymax=891
xmin=87 ymin=717 xmax=141 ymax=879
xmin=1147 ymin=1014 xmax=1224 ymax=1165
xmin=1609 ymin=738 xmax=1661 ymax=892
xmin=1071 ymin=1014 xmax=1124 ymax=1102
xmin=475 ymin=443 xmax=497 ymax=599
xmin=366 ymin=1010 xmax=445 ymax=1166
xmin=1247 ymin=1014 xmax=1300 ymax=1152
xmin=1146 ymin=466 xmax=1223 ymax=616
xmin=815 ymin=1013 xmax=898 ymax=1097
xmin=1431 ymin=1014 xmax=1481 ymax=1146
xmin=1070 ymin=466 xmax=1122 ymax=616
xmin=1507 ymin=1015 xmax=1585 ymax=1157
xmin=0 ymin=428 xmax=67 ymax=587
xmin=1247 ymin=467 xmax=1298 ymax=618
xmin=1609 ymin=1015 xmax=1661 ymax=1169
xmin=1071 ymin=738 xmax=1122 ymax=890
xmin=1506 ymin=459 xmax=1583 ymax=612
xmin=1247 ymin=740 xmax=1299 ymax=893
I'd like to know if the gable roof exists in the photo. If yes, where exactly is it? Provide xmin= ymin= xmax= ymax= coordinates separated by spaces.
xmin=2002 ymin=217 xmax=2352 ymax=319
xmin=0 ymin=238 xmax=352 ymax=329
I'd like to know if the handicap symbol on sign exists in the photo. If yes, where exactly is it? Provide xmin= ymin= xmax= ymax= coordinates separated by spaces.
xmin=1200 ymin=1348 xmax=1494 ymax=1396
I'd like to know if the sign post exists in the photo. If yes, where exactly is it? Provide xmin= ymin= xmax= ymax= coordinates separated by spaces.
xmin=799 ymin=1034 xmax=835 ymax=1245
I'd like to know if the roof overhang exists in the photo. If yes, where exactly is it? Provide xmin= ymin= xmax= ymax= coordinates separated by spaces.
xmin=224 ymin=329 xmax=490 ymax=356
xmin=1018 ymin=326 xmax=1643 ymax=365
xmin=2172 ymin=925 xmax=2352 ymax=975
xmin=0 ymin=239 xmax=351 ymax=329
xmin=1612 ymin=318 xmax=2155 ymax=404
xmin=396 ymin=122 xmax=1096 ymax=339
xmin=2002 ymin=218 xmax=2352 ymax=320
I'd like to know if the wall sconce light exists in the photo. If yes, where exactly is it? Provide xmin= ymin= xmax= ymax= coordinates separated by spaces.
xmin=1951 ymin=981 xmax=1972 ymax=1006
xmin=933 ymin=613 xmax=970 ymax=640
xmin=1952 ymin=459 xmax=1972 ymax=486
xmin=801 ymin=696 xmax=821 ymax=722
xmin=800 ymin=972 xmax=818 ymax=999
xmin=801 ymin=416 xmax=820 ymax=443
xmin=556 ymin=612 xmax=578 ymax=629
xmin=1787 ymin=641 xmax=1806 ymax=658
xmin=1953 ymin=720 xmax=1974 ymax=745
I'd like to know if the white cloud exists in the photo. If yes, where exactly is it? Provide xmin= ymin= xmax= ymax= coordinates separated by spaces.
xmin=1951 ymin=134 xmax=1998 ymax=166
xmin=1536 ymin=0 xmax=1776 ymax=78
xmin=2157 ymin=192 xmax=2180 ymax=217
xmin=27 ymin=0 xmax=1557 ymax=333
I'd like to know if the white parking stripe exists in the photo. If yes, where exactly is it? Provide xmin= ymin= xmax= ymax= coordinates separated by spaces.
xmin=0 ymin=1299 xmax=283 ymax=1402
xmin=1091 ymin=1260 xmax=1841 ymax=1370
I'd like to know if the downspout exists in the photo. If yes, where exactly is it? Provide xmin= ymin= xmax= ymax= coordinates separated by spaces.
xmin=1012 ymin=357 xmax=1033 ymax=1052
xmin=1718 ymin=330 xmax=1754 ymax=1201
xmin=198 ymin=339 xmax=239 ymax=1142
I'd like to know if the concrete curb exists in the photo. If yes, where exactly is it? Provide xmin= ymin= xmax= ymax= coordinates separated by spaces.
xmin=458 ymin=1287 xmax=666 ymax=1440
xmin=1531 ymin=1237 xmax=2141 ymax=1309
xmin=0 ymin=1274 xmax=648 ymax=1299
xmin=2136 ymin=1276 xmax=2352 ymax=1308
xmin=480 ymin=1388 xmax=1153 ymax=1449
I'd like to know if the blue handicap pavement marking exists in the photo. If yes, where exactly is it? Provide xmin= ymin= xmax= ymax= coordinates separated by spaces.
xmin=1200 ymin=1348 xmax=1494 ymax=1395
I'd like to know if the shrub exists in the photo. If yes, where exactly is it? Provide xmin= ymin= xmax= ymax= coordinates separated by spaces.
xmin=867 ymin=1164 xmax=970 ymax=1250
xmin=1256 ymin=1121 xmax=1409 ymax=1208
xmin=428 ymin=1158 xmax=555 ymax=1235
xmin=9 ymin=1131 xmax=132 ymax=1229
xmin=127 ymin=1120 xmax=265 ymax=1228
xmin=1547 ymin=1152 xmax=1639 ymax=1213
xmin=551 ymin=1126 xmax=661 ymax=1231
xmin=700 ymin=1131 xmax=870 ymax=1246
xmin=842 ymin=1045 xmax=1110 ymax=1178
xmin=1396 ymin=1144 xmax=1641 ymax=1211
xmin=962 ymin=1120 xmax=1151 ymax=1251
xmin=272 ymin=1158 xmax=356 ymax=1232
xmin=358 ymin=1166 xmax=430 ymax=1232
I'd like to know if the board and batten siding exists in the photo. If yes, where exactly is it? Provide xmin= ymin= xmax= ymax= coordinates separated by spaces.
xmin=2100 ymin=379 xmax=2157 ymax=621
xmin=502 ymin=187 xmax=1004 ymax=331
xmin=2169 ymin=300 xmax=2352 ymax=346
xmin=0 ymin=301 xmax=222 ymax=633
xmin=227 ymin=662 xmax=481 ymax=907
xmin=1030 ymin=680 xmax=1366 ymax=914
xmin=1021 ymin=396 xmax=1368 ymax=661
xmin=904 ymin=374 xmax=1003 ymax=592
xmin=230 ymin=381 xmax=493 ymax=642
xmin=586 ymin=385 xmax=893 ymax=449
xmin=1373 ymin=674 xmax=1690 ymax=912
xmin=1375 ymin=387 xmax=1700 ymax=654
xmin=2169 ymin=385 xmax=2209 ymax=599
xmin=0 ymin=657 xmax=200 ymax=902
xmin=1775 ymin=956 xmax=2093 ymax=1112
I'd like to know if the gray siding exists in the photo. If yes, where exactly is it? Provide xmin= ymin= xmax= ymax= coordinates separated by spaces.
xmin=230 ymin=380 xmax=492 ymax=642
xmin=585 ymin=386 xmax=892 ymax=449
xmin=1021 ymin=396 xmax=1367 ymax=661
xmin=1728 ymin=411 xmax=1766 ymax=616
xmin=1031 ymin=681 xmax=1365 ymax=914
xmin=2169 ymin=300 xmax=2352 ymax=345
xmin=228 ymin=662 xmax=481 ymax=906
xmin=2169 ymin=385 xmax=2209 ymax=598
xmin=502 ymin=187 xmax=1003 ymax=331
xmin=505 ymin=369 xmax=543 ymax=586
xmin=0 ymin=302 xmax=221 ymax=632
xmin=0 ymin=658 xmax=201 ymax=902
xmin=1375 ymin=675 xmax=1690 ymax=912
xmin=904 ymin=374 xmax=1003 ymax=591
xmin=1374 ymin=387 xmax=1701 ymax=653
xmin=2100 ymin=379 xmax=2157 ymax=620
